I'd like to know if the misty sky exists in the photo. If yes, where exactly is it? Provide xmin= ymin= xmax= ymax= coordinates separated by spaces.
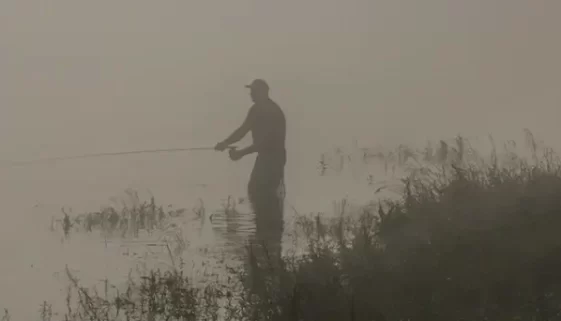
xmin=2 ymin=3 xmax=560 ymax=318
xmin=1 ymin=0 xmax=560 ymax=160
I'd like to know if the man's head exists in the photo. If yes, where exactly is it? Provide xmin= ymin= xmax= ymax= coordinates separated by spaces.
xmin=245 ymin=79 xmax=269 ymax=103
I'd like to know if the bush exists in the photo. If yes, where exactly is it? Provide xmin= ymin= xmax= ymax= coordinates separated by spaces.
xmin=246 ymin=142 xmax=561 ymax=321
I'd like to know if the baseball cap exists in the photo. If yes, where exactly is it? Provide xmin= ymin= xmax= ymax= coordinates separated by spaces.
xmin=245 ymin=79 xmax=269 ymax=91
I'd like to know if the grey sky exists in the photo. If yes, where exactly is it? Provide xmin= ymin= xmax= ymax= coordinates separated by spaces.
xmin=1 ymin=0 xmax=560 ymax=159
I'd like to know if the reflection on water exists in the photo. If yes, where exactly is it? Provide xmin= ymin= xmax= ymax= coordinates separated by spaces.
xmin=210 ymin=207 xmax=256 ymax=260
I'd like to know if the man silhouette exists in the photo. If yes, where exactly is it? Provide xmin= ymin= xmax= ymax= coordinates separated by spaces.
xmin=215 ymin=79 xmax=286 ymax=210
xmin=215 ymin=79 xmax=286 ymax=287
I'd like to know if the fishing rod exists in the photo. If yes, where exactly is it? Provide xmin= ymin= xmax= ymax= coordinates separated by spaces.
xmin=4 ymin=145 xmax=237 ymax=168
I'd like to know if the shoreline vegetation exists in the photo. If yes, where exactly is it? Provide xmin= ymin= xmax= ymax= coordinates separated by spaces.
xmin=6 ymin=129 xmax=561 ymax=321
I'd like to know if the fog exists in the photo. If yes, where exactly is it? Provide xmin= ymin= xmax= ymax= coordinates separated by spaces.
xmin=0 ymin=0 xmax=560 ymax=318
xmin=2 ymin=1 xmax=560 ymax=159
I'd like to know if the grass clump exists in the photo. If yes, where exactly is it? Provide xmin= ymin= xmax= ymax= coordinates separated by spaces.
xmin=60 ymin=264 xmax=226 ymax=321
xmin=54 ymin=192 xmax=187 ymax=241
xmin=243 ymin=136 xmax=561 ymax=320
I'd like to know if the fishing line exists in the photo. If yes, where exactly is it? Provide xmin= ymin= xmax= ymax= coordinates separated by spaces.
xmin=3 ymin=146 xmax=237 ymax=168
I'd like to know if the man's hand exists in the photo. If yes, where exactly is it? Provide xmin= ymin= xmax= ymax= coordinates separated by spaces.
xmin=229 ymin=148 xmax=244 ymax=161
xmin=214 ymin=141 xmax=229 ymax=152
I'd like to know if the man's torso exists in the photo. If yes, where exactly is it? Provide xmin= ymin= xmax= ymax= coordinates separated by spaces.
xmin=250 ymin=99 xmax=286 ymax=163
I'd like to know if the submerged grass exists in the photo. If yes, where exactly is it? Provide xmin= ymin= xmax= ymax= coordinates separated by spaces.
xmin=55 ymin=194 xmax=185 ymax=240
xmin=9 ymin=130 xmax=561 ymax=320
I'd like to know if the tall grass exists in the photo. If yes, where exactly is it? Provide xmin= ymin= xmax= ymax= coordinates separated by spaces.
xmin=247 ymin=131 xmax=561 ymax=321
xmin=240 ymin=131 xmax=561 ymax=320
xmin=11 ymin=130 xmax=561 ymax=320
xmin=52 ymin=193 xmax=188 ymax=244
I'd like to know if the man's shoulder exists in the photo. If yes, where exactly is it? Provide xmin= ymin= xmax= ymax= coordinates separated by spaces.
xmin=248 ymin=103 xmax=259 ymax=115
xmin=267 ymin=99 xmax=284 ymax=114
xmin=252 ymin=99 xmax=284 ymax=117
xmin=268 ymin=98 xmax=281 ymax=108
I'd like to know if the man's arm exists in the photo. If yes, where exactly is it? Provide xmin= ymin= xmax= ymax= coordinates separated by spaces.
xmin=238 ymin=143 xmax=260 ymax=156
xmin=219 ymin=107 xmax=255 ymax=147
xmin=237 ymin=123 xmax=272 ymax=157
